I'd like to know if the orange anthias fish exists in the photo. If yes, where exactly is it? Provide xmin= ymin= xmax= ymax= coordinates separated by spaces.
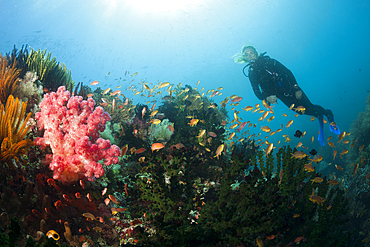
xmin=304 ymin=163 xmax=315 ymax=172
xmin=109 ymin=195 xmax=118 ymax=204
xmin=151 ymin=143 xmax=165 ymax=152
xmin=142 ymin=107 xmax=146 ymax=118
xmin=135 ymin=148 xmax=146 ymax=154
xmin=353 ymin=163 xmax=359 ymax=176
xmin=214 ymin=144 xmax=224 ymax=159
xmin=90 ymin=80 xmax=99 ymax=86
xmin=231 ymin=96 xmax=243 ymax=103
xmin=121 ymin=144 xmax=128 ymax=157
xmin=168 ymin=125 xmax=175 ymax=133
xmin=311 ymin=177 xmax=323 ymax=183
xmin=103 ymin=88 xmax=111 ymax=95
xmin=333 ymin=150 xmax=337 ymax=160
xmin=188 ymin=119 xmax=199 ymax=127
xmin=338 ymin=131 xmax=346 ymax=143
xmin=286 ymin=120 xmax=294 ymax=128
xmin=83 ymin=213 xmax=96 ymax=221
xmin=292 ymin=151 xmax=307 ymax=159
xmin=261 ymin=126 xmax=271 ymax=133
xmin=265 ymin=143 xmax=273 ymax=156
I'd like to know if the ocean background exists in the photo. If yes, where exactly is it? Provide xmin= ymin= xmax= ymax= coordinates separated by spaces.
xmin=1 ymin=0 xmax=369 ymax=150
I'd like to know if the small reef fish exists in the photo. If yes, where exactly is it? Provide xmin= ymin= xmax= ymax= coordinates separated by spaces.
xmin=310 ymin=155 xmax=323 ymax=163
xmin=111 ymin=90 xmax=121 ymax=96
xmin=286 ymin=120 xmax=294 ymax=128
xmin=158 ymin=82 xmax=170 ymax=89
xmin=261 ymin=126 xmax=271 ymax=133
xmin=121 ymin=144 xmax=128 ymax=157
xmin=142 ymin=107 xmax=146 ymax=118
xmin=151 ymin=119 xmax=161 ymax=125
xmin=265 ymin=143 xmax=273 ymax=156
xmin=197 ymin=129 xmax=206 ymax=138
xmin=214 ymin=144 xmax=224 ymax=159
xmin=90 ymin=80 xmax=99 ymax=86
xmin=210 ymin=90 xmax=220 ymax=97
xmin=335 ymin=164 xmax=343 ymax=171
xmin=231 ymin=96 xmax=243 ymax=103
xmin=83 ymin=213 xmax=96 ymax=221
xmin=207 ymin=132 xmax=217 ymax=137
xmin=151 ymin=143 xmax=165 ymax=152
xmin=87 ymin=93 xmax=93 ymax=97
xmin=304 ymin=163 xmax=315 ymax=172
xmin=309 ymin=195 xmax=325 ymax=206
xmin=292 ymin=151 xmax=307 ymax=159
xmin=135 ymin=148 xmax=146 ymax=154
xmin=295 ymin=106 xmax=306 ymax=112
xmin=327 ymin=180 xmax=339 ymax=185
xmin=243 ymin=106 xmax=253 ymax=111
xmin=228 ymin=132 xmax=235 ymax=140
xmin=188 ymin=119 xmax=199 ymax=127
xmin=237 ymin=122 xmax=247 ymax=132
xmin=103 ymin=88 xmax=111 ymax=95
xmin=168 ymin=125 xmax=174 ymax=132
xmin=109 ymin=195 xmax=118 ymax=204
xmin=311 ymin=177 xmax=323 ymax=183
xmin=46 ymin=230 xmax=60 ymax=241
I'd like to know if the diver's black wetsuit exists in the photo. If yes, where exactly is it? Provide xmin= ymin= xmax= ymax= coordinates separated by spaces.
xmin=248 ymin=53 xmax=332 ymax=120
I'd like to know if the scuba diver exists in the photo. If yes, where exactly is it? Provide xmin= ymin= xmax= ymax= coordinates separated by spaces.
xmin=234 ymin=45 xmax=340 ymax=146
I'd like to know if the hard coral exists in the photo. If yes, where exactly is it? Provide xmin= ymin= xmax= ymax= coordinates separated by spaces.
xmin=35 ymin=86 xmax=121 ymax=183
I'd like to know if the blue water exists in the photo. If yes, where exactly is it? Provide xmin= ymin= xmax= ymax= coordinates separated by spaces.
xmin=1 ymin=0 xmax=369 ymax=150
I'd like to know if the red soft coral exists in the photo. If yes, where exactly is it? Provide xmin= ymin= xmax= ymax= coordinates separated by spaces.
xmin=35 ymin=86 xmax=121 ymax=183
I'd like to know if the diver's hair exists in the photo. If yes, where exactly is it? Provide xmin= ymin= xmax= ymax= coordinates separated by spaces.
xmin=233 ymin=45 xmax=258 ymax=64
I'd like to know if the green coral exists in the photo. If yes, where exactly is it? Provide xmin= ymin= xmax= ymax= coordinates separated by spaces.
xmin=148 ymin=119 xmax=174 ymax=144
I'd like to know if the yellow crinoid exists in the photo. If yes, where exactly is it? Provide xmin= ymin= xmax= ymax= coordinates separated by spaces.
xmin=0 ymin=95 xmax=34 ymax=163
xmin=0 ymin=54 xmax=21 ymax=105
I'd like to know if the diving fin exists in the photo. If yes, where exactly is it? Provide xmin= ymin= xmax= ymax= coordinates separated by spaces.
xmin=329 ymin=124 xmax=341 ymax=135
xmin=318 ymin=117 xmax=325 ymax=146
xmin=326 ymin=108 xmax=341 ymax=135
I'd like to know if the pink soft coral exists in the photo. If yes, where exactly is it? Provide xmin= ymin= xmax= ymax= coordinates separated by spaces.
xmin=35 ymin=86 xmax=121 ymax=183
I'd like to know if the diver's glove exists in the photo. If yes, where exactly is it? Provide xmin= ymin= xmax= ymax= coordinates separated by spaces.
xmin=295 ymin=90 xmax=302 ymax=100
xmin=266 ymin=95 xmax=278 ymax=104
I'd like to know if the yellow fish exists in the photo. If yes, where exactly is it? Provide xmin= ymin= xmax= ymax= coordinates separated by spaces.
xmin=102 ymin=88 xmax=111 ymax=95
xmin=265 ymin=143 xmax=274 ymax=156
xmin=151 ymin=119 xmax=161 ymax=125
xmin=158 ymin=82 xmax=170 ymax=89
xmin=286 ymin=120 xmax=294 ymax=128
